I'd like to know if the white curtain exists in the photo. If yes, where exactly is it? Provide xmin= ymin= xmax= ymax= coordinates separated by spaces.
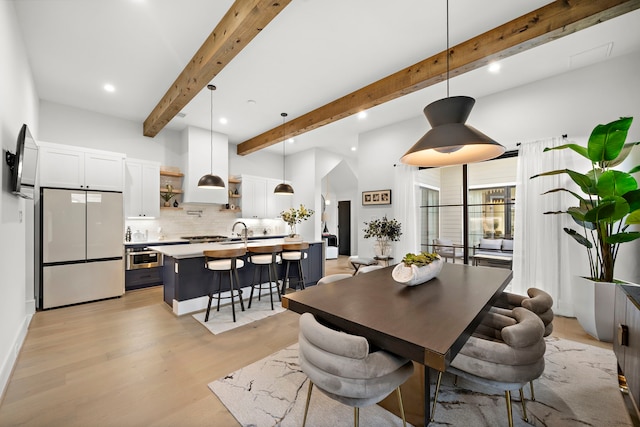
xmin=513 ymin=138 xmax=577 ymax=316
xmin=393 ymin=164 xmax=419 ymax=259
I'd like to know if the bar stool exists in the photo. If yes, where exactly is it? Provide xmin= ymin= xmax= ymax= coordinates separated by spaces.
xmin=281 ymin=242 xmax=309 ymax=295
xmin=203 ymin=247 xmax=246 ymax=323
xmin=247 ymin=244 xmax=283 ymax=310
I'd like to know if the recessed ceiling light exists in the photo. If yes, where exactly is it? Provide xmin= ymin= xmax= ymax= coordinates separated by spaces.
xmin=219 ymin=117 xmax=228 ymax=125
xmin=247 ymin=99 xmax=257 ymax=105
xmin=351 ymin=146 xmax=357 ymax=152
xmin=287 ymin=138 xmax=295 ymax=144
xmin=488 ymin=62 xmax=501 ymax=73
xmin=358 ymin=111 xmax=367 ymax=119
xmin=103 ymin=83 xmax=115 ymax=92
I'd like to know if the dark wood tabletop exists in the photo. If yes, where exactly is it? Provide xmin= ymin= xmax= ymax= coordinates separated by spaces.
xmin=282 ymin=262 xmax=512 ymax=425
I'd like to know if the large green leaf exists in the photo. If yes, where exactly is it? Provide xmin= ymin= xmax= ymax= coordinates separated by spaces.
xmin=567 ymin=206 xmax=597 ymax=230
xmin=606 ymin=231 xmax=640 ymax=244
xmin=630 ymin=164 xmax=640 ymax=174
xmin=624 ymin=189 xmax=640 ymax=212
xmin=597 ymin=170 xmax=638 ymax=198
xmin=627 ymin=209 xmax=640 ymax=225
xmin=531 ymin=169 xmax=595 ymax=194
xmin=543 ymin=144 xmax=588 ymax=159
xmin=542 ymin=187 xmax=587 ymax=203
xmin=584 ymin=197 xmax=629 ymax=223
xmin=563 ymin=228 xmax=592 ymax=248
xmin=604 ymin=142 xmax=640 ymax=168
xmin=587 ymin=117 xmax=633 ymax=163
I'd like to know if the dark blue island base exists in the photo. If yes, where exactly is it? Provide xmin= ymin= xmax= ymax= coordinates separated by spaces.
xmin=161 ymin=242 xmax=324 ymax=315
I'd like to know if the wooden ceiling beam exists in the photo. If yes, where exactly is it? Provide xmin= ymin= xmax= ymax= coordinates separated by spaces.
xmin=237 ymin=0 xmax=640 ymax=156
xmin=143 ymin=0 xmax=291 ymax=137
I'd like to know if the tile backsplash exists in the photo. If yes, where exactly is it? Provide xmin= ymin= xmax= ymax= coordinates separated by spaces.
xmin=125 ymin=203 xmax=286 ymax=242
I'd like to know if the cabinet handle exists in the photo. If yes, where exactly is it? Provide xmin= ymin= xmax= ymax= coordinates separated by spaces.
xmin=618 ymin=324 xmax=629 ymax=346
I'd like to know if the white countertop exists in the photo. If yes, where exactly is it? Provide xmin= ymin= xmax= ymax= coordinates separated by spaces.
xmin=148 ymin=239 xmax=323 ymax=259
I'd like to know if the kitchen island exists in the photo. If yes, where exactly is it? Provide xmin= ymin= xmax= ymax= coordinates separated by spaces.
xmin=149 ymin=239 xmax=325 ymax=315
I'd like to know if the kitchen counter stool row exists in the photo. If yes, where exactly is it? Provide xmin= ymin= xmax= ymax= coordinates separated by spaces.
xmin=203 ymin=242 xmax=309 ymax=322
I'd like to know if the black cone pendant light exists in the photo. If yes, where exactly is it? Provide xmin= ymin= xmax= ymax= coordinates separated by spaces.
xmin=401 ymin=0 xmax=504 ymax=167
xmin=198 ymin=84 xmax=226 ymax=189
xmin=274 ymin=112 xmax=294 ymax=195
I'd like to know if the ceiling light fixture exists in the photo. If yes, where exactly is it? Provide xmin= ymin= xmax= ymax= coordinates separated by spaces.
xmin=274 ymin=112 xmax=294 ymax=195
xmin=401 ymin=0 xmax=504 ymax=167
xmin=198 ymin=84 xmax=226 ymax=189
xmin=103 ymin=83 xmax=115 ymax=92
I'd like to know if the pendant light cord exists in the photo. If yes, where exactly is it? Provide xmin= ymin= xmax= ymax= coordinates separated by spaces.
xmin=281 ymin=112 xmax=287 ymax=182
xmin=208 ymin=84 xmax=216 ymax=174
xmin=446 ymin=0 xmax=450 ymax=98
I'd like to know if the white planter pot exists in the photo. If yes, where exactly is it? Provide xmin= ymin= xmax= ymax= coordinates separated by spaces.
xmin=572 ymin=276 xmax=616 ymax=342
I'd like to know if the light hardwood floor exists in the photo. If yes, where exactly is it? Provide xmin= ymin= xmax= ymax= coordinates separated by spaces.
xmin=0 ymin=256 xmax=610 ymax=426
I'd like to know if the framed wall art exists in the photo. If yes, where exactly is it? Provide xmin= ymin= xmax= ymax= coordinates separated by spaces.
xmin=362 ymin=189 xmax=392 ymax=206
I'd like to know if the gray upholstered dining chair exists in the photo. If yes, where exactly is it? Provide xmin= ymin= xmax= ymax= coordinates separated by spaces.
xmin=431 ymin=307 xmax=546 ymax=427
xmin=316 ymin=265 xmax=385 ymax=286
xmin=490 ymin=287 xmax=554 ymax=401
xmin=298 ymin=312 xmax=414 ymax=427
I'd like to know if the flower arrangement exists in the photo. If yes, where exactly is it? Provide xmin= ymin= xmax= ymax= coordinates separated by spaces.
xmin=281 ymin=204 xmax=315 ymax=236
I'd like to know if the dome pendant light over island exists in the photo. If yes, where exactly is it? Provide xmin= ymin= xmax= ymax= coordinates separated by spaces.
xmin=274 ymin=112 xmax=294 ymax=195
xmin=401 ymin=0 xmax=504 ymax=167
xmin=198 ymin=84 xmax=226 ymax=189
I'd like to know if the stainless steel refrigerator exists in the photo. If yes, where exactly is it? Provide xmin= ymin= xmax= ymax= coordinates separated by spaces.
xmin=37 ymin=188 xmax=124 ymax=309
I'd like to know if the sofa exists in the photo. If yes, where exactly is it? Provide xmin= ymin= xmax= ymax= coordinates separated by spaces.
xmin=472 ymin=238 xmax=513 ymax=268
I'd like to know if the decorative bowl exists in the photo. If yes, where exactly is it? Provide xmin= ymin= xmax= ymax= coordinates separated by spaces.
xmin=392 ymin=258 xmax=443 ymax=286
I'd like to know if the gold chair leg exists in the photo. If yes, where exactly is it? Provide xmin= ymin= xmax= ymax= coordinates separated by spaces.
xmin=505 ymin=390 xmax=514 ymax=427
xmin=519 ymin=388 xmax=529 ymax=422
xmin=354 ymin=407 xmax=359 ymax=427
xmin=431 ymin=371 xmax=443 ymax=422
xmin=302 ymin=381 xmax=313 ymax=427
xmin=396 ymin=386 xmax=407 ymax=427
xmin=529 ymin=380 xmax=536 ymax=401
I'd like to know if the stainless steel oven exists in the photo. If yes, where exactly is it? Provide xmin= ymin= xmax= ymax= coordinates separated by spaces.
xmin=125 ymin=247 xmax=163 ymax=270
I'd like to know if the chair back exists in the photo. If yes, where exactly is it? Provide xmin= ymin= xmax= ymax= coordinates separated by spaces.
xmin=298 ymin=313 xmax=413 ymax=407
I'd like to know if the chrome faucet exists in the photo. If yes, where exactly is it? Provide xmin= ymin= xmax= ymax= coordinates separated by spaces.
xmin=232 ymin=221 xmax=248 ymax=245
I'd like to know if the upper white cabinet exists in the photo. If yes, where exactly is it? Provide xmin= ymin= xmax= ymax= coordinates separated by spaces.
xmin=242 ymin=175 xmax=267 ymax=218
xmin=267 ymin=178 xmax=292 ymax=218
xmin=182 ymin=126 xmax=228 ymax=204
xmin=125 ymin=159 xmax=160 ymax=218
xmin=39 ymin=142 xmax=125 ymax=191
xmin=242 ymin=175 xmax=292 ymax=219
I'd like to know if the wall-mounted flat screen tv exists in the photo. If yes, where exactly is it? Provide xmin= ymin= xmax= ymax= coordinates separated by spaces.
xmin=5 ymin=123 xmax=38 ymax=199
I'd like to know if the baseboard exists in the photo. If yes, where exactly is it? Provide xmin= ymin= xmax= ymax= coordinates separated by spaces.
xmin=0 ymin=312 xmax=33 ymax=400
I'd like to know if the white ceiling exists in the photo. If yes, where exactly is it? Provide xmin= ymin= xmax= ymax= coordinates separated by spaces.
xmin=13 ymin=1 xmax=640 ymax=159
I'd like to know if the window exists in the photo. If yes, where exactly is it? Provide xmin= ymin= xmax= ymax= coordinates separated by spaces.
xmin=468 ymin=186 xmax=516 ymax=248
xmin=419 ymin=186 xmax=439 ymax=252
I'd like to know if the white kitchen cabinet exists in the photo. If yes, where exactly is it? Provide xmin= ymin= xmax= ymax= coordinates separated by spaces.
xmin=242 ymin=175 xmax=267 ymax=218
xmin=125 ymin=159 xmax=160 ymax=218
xmin=267 ymin=178 xmax=292 ymax=218
xmin=39 ymin=142 xmax=125 ymax=191
xmin=241 ymin=175 xmax=292 ymax=219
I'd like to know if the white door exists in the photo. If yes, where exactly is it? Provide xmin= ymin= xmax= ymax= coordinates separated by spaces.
xmin=86 ymin=191 xmax=124 ymax=259
xmin=42 ymin=188 xmax=86 ymax=263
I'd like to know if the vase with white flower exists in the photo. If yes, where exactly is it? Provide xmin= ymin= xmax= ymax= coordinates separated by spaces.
xmin=281 ymin=204 xmax=315 ymax=242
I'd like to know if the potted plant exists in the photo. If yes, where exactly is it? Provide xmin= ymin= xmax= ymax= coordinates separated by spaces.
xmin=363 ymin=215 xmax=402 ymax=259
xmin=392 ymin=251 xmax=443 ymax=286
xmin=161 ymin=184 xmax=175 ymax=207
xmin=281 ymin=204 xmax=315 ymax=241
xmin=532 ymin=116 xmax=640 ymax=341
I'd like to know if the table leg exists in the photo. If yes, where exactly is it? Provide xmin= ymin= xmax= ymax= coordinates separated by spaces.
xmin=424 ymin=366 xmax=431 ymax=426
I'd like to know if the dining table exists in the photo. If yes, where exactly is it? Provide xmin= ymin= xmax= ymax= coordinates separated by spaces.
xmin=282 ymin=262 xmax=513 ymax=426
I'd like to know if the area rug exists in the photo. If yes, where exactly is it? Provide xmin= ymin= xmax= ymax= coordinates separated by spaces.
xmin=192 ymin=292 xmax=285 ymax=335
xmin=209 ymin=337 xmax=632 ymax=427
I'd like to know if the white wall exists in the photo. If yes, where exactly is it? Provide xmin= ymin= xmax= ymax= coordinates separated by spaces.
xmin=0 ymin=0 xmax=39 ymax=397
xmin=39 ymin=101 xmax=182 ymax=165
